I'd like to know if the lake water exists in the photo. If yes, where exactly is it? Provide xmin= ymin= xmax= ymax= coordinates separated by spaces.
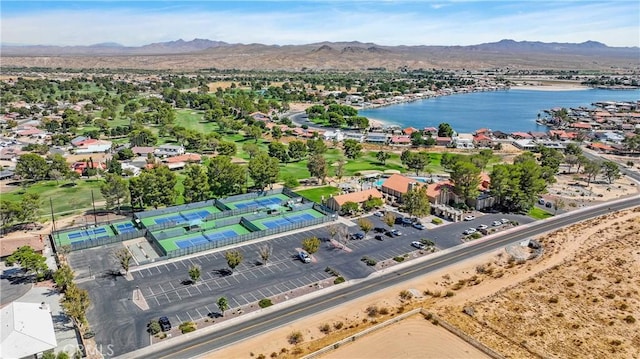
xmin=358 ymin=88 xmax=640 ymax=133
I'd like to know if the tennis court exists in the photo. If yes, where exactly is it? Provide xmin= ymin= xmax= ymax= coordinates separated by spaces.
xmin=113 ymin=221 xmax=138 ymax=234
xmin=55 ymin=225 xmax=116 ymax=246
xmin=225 ymin=193 xmax=290 ymax=210
xmin=251 ymin=208 xmax=325 ymax=230
xmin=159 ymin=224 xmax=251 ymax=252
xmin=139 ymin=206 xmax=220 ymax=227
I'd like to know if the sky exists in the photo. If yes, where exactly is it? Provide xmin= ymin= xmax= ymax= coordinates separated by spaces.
xmin=2 ymin=1 xmax=639 ymax=47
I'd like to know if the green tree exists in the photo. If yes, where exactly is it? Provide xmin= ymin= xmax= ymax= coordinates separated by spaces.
xmin=16 ymin=153 xmax=49 ymax=182
xmin=362 ymin=197 xmax=383 ymax=211
xmin=248 ymin=152 xmax=280 ymax=190
xmin=271 ymin=126 xmax=283 ymax=140
xmin=6 ymin=246 xmax=49 ymax=281
xmin=61 ymin=283 xmax=91 ymax=330
xmin=15 ymin=193 xmax=40 ymax=224
xmin=334 ymin=158 xmax=346 ymax=181
xmin=182 ymin=164 xmax=210 ymax=203
xmin=307 ymin=138 xmax=327 ymax=155
xmin=582 ymin=160 xmax=601 ymax=185
xmin=402 ymin=186 xmax=431 ymax=219
xmin=53 ymin=264 xmax=75 ymax=293
xmin=450 ymin=161 xmax=481 ymax=203
xmin=383 ymin=212 xmax=396 ymax=229
xmin=307 ymin=153 xmax=328 ymax=184
xmin=342 ymin=139 xmax=362 ymax=159
xmin=129 ymin=128 xmax=157 ymax=146
xmin=268 ymin=142 xmax=289 ymax=163
xmin=565 ymin=143 xmax=582 ymax=157
xmin=402 ymin=151 xmax=430 ymax=175
xmin=217 ymin=297 xmax=229 ymax=316
xmin=188 ymin=264 xmax=201 ymax=283
xmin=100 ymin=173 xmax=129 ymax=213
xmin=242 ymin=143 xmax=260 ymax=159
xmin=113 ymin=247 xmax=132 ymax=275
xmin=376 ymin=151 xmax=390 ymax=165
xmin=207 ymin=155 xmax=246 ymax=197
xmin=245 ymin=125 xmax=262 ymax=143
xmin=357 ymin=218 xmax=374 ymax=236
xmin=437 ymin=122 xmax=454 ymax=137
xmin=601 ymin=161 xmax=621 ymax=184
xmin=288 ymin=140 xmax=307 ymax=162
xmin=137 ymin=166 xmax=177 ymax=209
xmin=216 ymin=141 xmax=237 ymax=156
xmin=301 ymin=237 xmax=321 ymax=255
xmin=340 ymin=201 xmax=359 ymax=215
xmin=47 ymin=154 xmax=71 ymax=180
xmin=224 ymin=250 xmax=243 ymax=273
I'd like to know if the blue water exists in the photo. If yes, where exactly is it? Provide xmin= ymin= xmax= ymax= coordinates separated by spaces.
xmin=359 ymin=89 xmax=640 ymax=133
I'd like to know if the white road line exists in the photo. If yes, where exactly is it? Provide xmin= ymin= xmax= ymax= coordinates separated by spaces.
xmin=148 ymin=287 xmax=155 ymax=295
xmin=204 ymin=282 xmax=212 ymax=291
xmin=175 ymin=291 xmax=182 ymax=300
xmin=240 ymin=272 xmax=249 ymax=281
xmin=164 ymin=293 xmax=170 ymax=303
xmin=175 ymin=314 xmax=182 ymax=323
xmin=249 ymin=271 xmax=259 ymax=279
xmin=187 ymin=312 xmax=194 ymax=321
xmin=264 ymin=287 xmax=276 ymax=296
xmin=239 ymin=294 xmax=248 ymax=304
xmin=146 ymin=268 xmax=153 ymax=276
xmin=137 ymin=272 xmax=144 ymax=278
xmin=248 ymin=292 xmax=259 ymax=301
xmin=169 ymin=282 xmax=176 ymax=290
xmin=172 ymin=262 xmax=179 ymax=269
xmin=204 ymin=305 xmax=212 ymax=315
xmin=195 ymin=308 xmax=203 ymax=319
xmin=195 ymin=285 xmax=203 ymax=294
xmin=155 ymin=266 xmax=161 ymax=274
xmin=154 ymin=297 xmax=160 ymax=306
xmin=231 ymin=297 xmax=241 ymax=308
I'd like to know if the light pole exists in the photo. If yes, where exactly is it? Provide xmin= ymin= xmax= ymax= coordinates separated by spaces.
xmin=88 ymin=265 xmax=92 ymax=278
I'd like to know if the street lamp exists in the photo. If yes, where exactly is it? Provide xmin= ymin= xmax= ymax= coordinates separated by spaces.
xmin=88 ymin=265 xmax=92 ymax=278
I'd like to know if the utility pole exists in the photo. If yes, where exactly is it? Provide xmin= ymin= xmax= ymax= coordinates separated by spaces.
xmin=91 ymin=190 xmax=98 ymax=226
xmin=49 ymin=197 xmax=57 ymax=233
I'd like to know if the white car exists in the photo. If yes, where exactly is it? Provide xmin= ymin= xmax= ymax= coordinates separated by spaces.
xmin=464 ymin=215 xmax=476 ymax=221
xmin=411 ymin=241 xmax=426 ymax=250
xmin=492 ymin=220 xmax=502 ymax=226
xmin=476 ymin=224 xmax=488 ymax=230
xmin=501 ymin=218 xmax=510 ymax=224
xmin=463 ymin=228 xmax=477 ymax=235
xmin=298 ymin=251 xmax=311 ymax=263
xmin=373 ymin=211 xmax=384 ymax=217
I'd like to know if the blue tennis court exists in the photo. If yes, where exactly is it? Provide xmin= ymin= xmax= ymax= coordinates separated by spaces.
xmin=154 ymin=215 xmax=186 ymax=225
xmin=114 ymin=222 xmax=137 ymax=234
xmin=255 ymin=197 xmax=283 ymax=206
xmin=68 ymin=227 xmax=108 ymax=239
xmin=233 ymin=201 xmax=261 ymax=210
xmin=181 ymin=210 xmax=211 ymax=221
xmin=205 ymin=230 xmax=238 ymax=242
xmin=285 ymin=213 xmax=315 ymax=224
xmin=175 ymin=235 xmax=209 ymax=249
xmin=261 ymin=218 xmax=290 ymax=229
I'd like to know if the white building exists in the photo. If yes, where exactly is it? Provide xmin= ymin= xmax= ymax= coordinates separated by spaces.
xmin=0 ymin=302 xmax=57 ymax=358
xmin=154 ymin=144 xmax=185 ymax=157
xmin=74 ymin=139 xmax=112 ymax=154
xmin=323 ymin=130 xmax=344 ymax=142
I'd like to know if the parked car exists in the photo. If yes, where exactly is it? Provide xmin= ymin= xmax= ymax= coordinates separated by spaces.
xmin=298 ymin=251 xmax=311 ymax=263
xmin=375 ymin=235 xmax=384 ymax=241
xmin=351 ymin=232 xmax=365 ymax=240
xmin=545 ymin=202 xmax=552 ymax=208
xmin=501 ymin=218 xmax=510 ymax=224
xmin=373 ymin=211 xmax=384 ymax=217
xmin=463 ymin=228 xmax=477 ymax=235
xmin=374 ymin=227 xmax=386 ymax=233
xmin=412 ymin=223 xmax=426 ymax=230
xmin=464 ymin=215 xmax=476 ymax=221
xmin=385 ymin=231 xmax=394 ymax=237
xmin=411 ymin=241 xmax=426 ymax=249
xmin=159 ymin=316 xmax=172 ymax=332
xmin=395 ymin=217 xmax=404 ymax=225
xmin=492 ymin=220 xmax=503 ymax=226
xmin=538 ymin=198 xmax=546 ymax=205
xmin=401 ymin=217 xmax=413 ymax=226
xmin=391 ymin=229 xmax=402 ymax=236
xmin=477 ymin=224 xmax=488 ymax=230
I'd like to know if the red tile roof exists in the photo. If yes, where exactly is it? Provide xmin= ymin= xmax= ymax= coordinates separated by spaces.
xmin=330 ymin=188 xmax=383 ymax=206
xmin=382 ymin=174 xmax=423 ymax=194
xmin=164 ymin=153 xmax=202 ymax=164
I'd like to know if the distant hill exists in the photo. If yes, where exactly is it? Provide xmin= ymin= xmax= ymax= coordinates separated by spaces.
xmin=1 ymin=38 xmax=638 ymax=71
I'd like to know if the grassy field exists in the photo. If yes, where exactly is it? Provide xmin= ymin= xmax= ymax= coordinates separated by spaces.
xmin=528 ymin=207 xmax=553 ymax=219
xmin=295 ymin=186 xmax=341 ymax=203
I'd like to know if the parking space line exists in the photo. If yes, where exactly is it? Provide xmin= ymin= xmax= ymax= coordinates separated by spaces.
xmin=168 ymin=282 xmax=176 ymax=290
xmin=239 ymin=294 xmax=248 ymax=304
xmin=249 ymin=271 xmax=259 ymax=279
xmin=164 ymin=293 xmax=170 ymax=303
xmin=232 ymin=275 xmax=241 ymax=284
xmin=175 ymin=291 xmax=182 ymax=300
xmin=247 ymin=292 xmax=258 ymax=302
xmin=204 ymin=282 xmax=212 ymax=291
xmin=175 ymin=314 xmax=182 ymax=323
xmin=136 ymin=272 xmax=144 ymax=278
xmin=147 ymin=287 xmax=155 ymax=295
xmin=230 ymin=297 xmax=241 ymax=308
xmin=146 ymin=268 xmax=152 ymax=276
xmin=153 ymin=297 xmax=160 ymax=306
xmin=295 ymin=278 xmax=306 ymax=287
xmin=240 ymin=272 xmax=249 ymax=281
xmin=172 ymin=262 xmax=179 ymax=270
xmin=256 ymin=289 xmax=268 ymax=298
xmin=204 ymin=305 xmax=212 ymax=314
xmin=264 ymin=287 xmax=276 ymax=296
xmin=187 ymin=312 xmax=194 ymax=321
xmin=195 ymin=308 xmax=203 ymax=319
xmin=195 ymin=285 xmax=203 ymax=294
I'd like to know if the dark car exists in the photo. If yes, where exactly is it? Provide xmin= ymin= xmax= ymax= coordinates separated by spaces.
xmin=545 ymin=202 xmax=552 ymax=208
xmin=159 ymin=316 xmax=171 ymax=332
xmin=351 ymin=232 xmax=365 ymax=240
xmin=395 ymin=217 xmax=404 ymax=224
xmin=374 ymin=227 xmax=386 ymax=233
xmin=385 ymin=231 xmax=394 ymax=237
xmin=208 ymin=312 xmax=223 ymax=318
xmin=375 ymin=235 xmax=384 ymax=241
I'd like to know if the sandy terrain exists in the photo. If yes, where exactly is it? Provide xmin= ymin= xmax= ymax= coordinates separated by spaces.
xmin=208 ymin=207 xmax=640 ymax=359
xmin=544 ymin=168 xmax=639 ymax=206
xmin=321 ymin=315 xmax=490 ymax=359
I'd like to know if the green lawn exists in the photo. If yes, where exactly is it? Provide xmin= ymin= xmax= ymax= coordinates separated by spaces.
xmin=528 ymin=207 xmax=553 ymax=219
xmin=2 ymin=180 xmax=105 ymax=219
xmin=295 ymin=186 xmax=341 ymax=203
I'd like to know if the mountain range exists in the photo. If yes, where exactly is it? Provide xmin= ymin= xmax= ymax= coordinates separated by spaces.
xmin=2 ymin=39 xmax=638 ymax=71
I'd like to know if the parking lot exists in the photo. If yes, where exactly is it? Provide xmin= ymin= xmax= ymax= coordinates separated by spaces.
xmin=75 ymin=210 xmax=533 ymax=356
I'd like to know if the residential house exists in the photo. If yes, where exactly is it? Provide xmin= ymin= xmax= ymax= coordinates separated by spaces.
xmin=365 ymin=132 xmax=389 ymax=144
xmin=588 ymin=142 xmax=615 ymax=153
xmin=473 ymin=134 xmax=493 ymax=148
xmin=323 ymin=130 xmax=344 ymax=142
xmin=423 ymin=127 xmax=438 ymax=137
xmin=453 ymin=134 xmax=474 ymax=149
xmin=511 ymin=132 xmax=532 ymax=139
xmin=343 ymin=132 xmax=365 ymax=142
xmin=71 ymin=160 xmax=106 ymax=175
xmin=492 ymin=130 xmax=510 ymax=139
xmin=512 ymin=139 xmax=538 ymax=151
xmin=0 ymin=148 xmax=22 ymax=161
xmin=570 ymin=122 xmax=593 ymax=131
xmin=474 ymin=128 xmax=492 ymax=136
xmin=154 ymin=144 xmax=185 ymax=157
xmin=131 ymin=146 xmax=156 ymax=157
xmin=380 ymin=174 xmax=423 ymax=204
xmin=426 ymin=180 xmax=456 ymax=205
xmin=389 ymin=135 xmax=411 ymax=146
xmin=529 ymin=131 xmax=548 ymax=140
xmin=70 ymin=136 xmax=88 ymax=147
xmin=74 ymin=139 xmax=112 ymax=154
xmin=435 ymin=136 xmax=452 ymax=146
xmin=325 ymin=188 xmax=383 ymax=213
xmin=0 ymin=302 xmax=57 ymax=359
xmin=163 ymin=153 xmax=202 ymax=170
xmin=403 ymin=127 xmax=419 ymax=136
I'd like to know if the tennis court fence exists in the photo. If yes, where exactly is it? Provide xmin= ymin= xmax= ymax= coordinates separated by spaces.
xmin=134 ymin=200 xmax=217 ymax=219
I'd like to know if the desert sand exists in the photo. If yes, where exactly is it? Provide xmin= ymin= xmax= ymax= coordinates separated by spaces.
xmin=208 ymin=206 xmax=640 ymax=359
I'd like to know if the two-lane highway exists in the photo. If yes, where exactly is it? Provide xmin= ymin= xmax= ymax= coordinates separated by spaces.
xmin=122 ymin=195 xmax=639 ymax=359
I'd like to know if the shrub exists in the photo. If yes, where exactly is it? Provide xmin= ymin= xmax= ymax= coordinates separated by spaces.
xmin=288 ymin=331 xmax=304 ymax=345
xmin=179 ymin=321 xmax=196 ymax=333
xmin=420 ymin=239 xmax=435 ymax=246
xmin=319 ymin=323 xmax=331 ymax=334
xmin=361 ymin=256 xmax=377 ymax=266
xmin=393 ymin=256 xmax=405 ymax=262
xmin=379 ymin=307 xmax=389 ymax=315
xmin=431 ymin=217 xmax=443 ymax=225
xmin=470 ymin=232 xmax=482 ymax=239
xmin=325 ymin=266 xmax=340 ymax=277
xmin=444 ymin=291 xmax=454 ymax=297
xmin=399 ymin=290 xmax=413 ymax=301
xmin=334 ymin=276 xmax=345 ymax=284
xmin=270 ymin=352 xmax=278 ymax=358
xmin=624 ymin=315 xmax=636 ymax=324
xmin=256 ymin=354 xmax=266 ymax=359
xmin=259 ymin=298 xmax=273 ymax=308
xmin=148 ymin=320 xmax=161 ymax=335
xmin=366 ymin=305 xmax=379 ymax=317
xmin=549 ymin=296 xmax=559 ymax=303
xmin=333 ymin=321 xmax=344 ymax=330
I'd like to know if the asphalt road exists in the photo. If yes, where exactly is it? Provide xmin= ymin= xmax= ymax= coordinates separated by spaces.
xmin=124 ymin=195 xmax=639 ymax=359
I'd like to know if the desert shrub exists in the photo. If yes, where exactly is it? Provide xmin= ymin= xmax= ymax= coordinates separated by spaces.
xmin=319 ymin=323 xmax=331 ymax=334
xmin=444 ymin=290 xmax=454 ymax=297
xmin=291 ymin=347 xmax=303 ymax=355
xmin=549 ymin=296 xmax=559 ymax=303
xmin=334 ymin=276 xmax=345 ymax=284
xmin=288 ymin=331 xmax=304 ymax=345
xmin=399 ymin=290 xmax=413 ymax=301
xmin=270 ymin=352 xmax=278 ymax=358
xmin=431 ymin=218 xmax=443 ymax=225
xmin=147 ymin=320 xmax=161 ymax=335
xmin=624 ymin=315 xmax=636 ymax=324
xmin=379 ymin=307 xmax=389 ymax=315
xmin=431 ymin=290 xmax=442 ymax=297
xmin=610 ymin=339 xmax=622 ymax=346
xmin=470 ymin=232 xmax=482 ymax=239
xmin=420 ymin=239 xmax=435 ymax=246
xmin=280 ymin=348 xmax=288 ymax=354
xmin=586 ymin=273 xmax=596 ymax=281
xmin=259 ymin=298 xmax=273 ymax=308
xmin=605 ymin=293 xmax=616 ymax=299
xmin=475 ymin=265 xmax=486 ymax=274
xmin=393 ymin=256 xmax=405 ymax=262
xmin=325 ymin=267 xmax=340 ymax=277
xmin=179 ymin=321 xmax=196 ymax=333
xmin=361 ymin=256 xmax=377 ymax=266
xmin=333 ymin=321 xmax=344 ymax=330
xmin=256 ymin=354 xmax=266 ymax=359
xmin=366 ymin=305 xmax=379 ymax=317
